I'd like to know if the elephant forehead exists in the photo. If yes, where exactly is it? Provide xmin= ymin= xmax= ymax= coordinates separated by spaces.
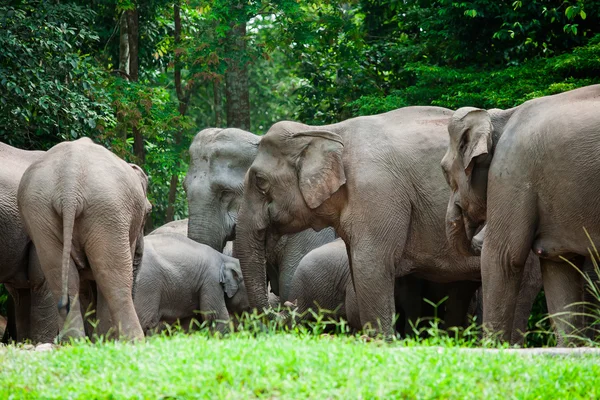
xmin=253 ymin=150 xmax=290 ymax=171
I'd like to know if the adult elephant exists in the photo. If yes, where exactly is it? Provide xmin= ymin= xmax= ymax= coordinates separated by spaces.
xmin=441 ymin=85 xmax=600 ymax=344
xmin=234 ymin=107 xmax=485 ymax=335
xmin=0 ymin=142 xmax=57 ymax=343
xmin=235 ymin=107 xmax=541 ymax=337
xmin=183 ymin=128 xmax=336 ymax=302
xmin=18 ymin=138 xmax=151 ymax=341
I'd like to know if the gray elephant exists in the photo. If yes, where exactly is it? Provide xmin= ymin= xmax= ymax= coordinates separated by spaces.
xmin=134 ymin=232 xmax=248 ymax=334
xmin=149 ymin=218 xmax=189 ymax=237
xmin=441 ymin=85 xmax=600 ymax=344
xmin=149 ymin=219 xmax=236 ymax=258
xmin=18 ymin=137 xmax=151 ymax=341
xmin=0 ymin=142 xmax=57 ymax=343
xmin=286 ymin=239 xmax=482 ymax=335
xmin=235 ymin=106 xmax=541 ymax=338
xmin=183 ymin=128 xmax=336 ymax=303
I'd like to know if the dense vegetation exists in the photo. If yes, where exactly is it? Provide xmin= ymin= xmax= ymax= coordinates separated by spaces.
xmin=1 ymin=0 xmax=600 ymax=343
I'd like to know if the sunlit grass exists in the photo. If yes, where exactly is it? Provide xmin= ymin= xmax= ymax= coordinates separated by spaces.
xmin=1 ymin=329 xmax=600 ymax=399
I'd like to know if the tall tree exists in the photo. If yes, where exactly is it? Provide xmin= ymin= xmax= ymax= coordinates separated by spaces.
xmin=126 ymin=8 xmax=145 ymax=165
xmin=224 ymin=1 xmax=250 ymax=130
xmin=165 ymin=0 xmax=196 ymax=222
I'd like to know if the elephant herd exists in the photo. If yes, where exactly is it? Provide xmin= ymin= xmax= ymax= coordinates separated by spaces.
xmin=1 ymin=84 xmax=599 ymax=345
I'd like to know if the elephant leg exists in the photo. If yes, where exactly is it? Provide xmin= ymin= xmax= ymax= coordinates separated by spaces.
xmin=346 ymin=238 xmax=399 ymax=337
xmin=199 ymin=286 xmax=230 ymax=333
xmin=95 ymin=288 xmax=116 ymax=339
xmin=29 ymin=284 xmax=58 ymax=343
xmin=540 ymin=258 xmax=586 ymax=346
xmin=6 ymin=287 xmax=31 ymax=342
xmin=444 ymin=281 xmax=480 ymax=329
xmin=482 ymin=192 xmax=536 ymax=343
xmin=28 ymin=247 xmax=59 ymax=343
xmin=510 ymin=254 xmax=542 ymax=345
xmin=481 ymin=240 xmax=529 ymax=343
xmin=60 ymin=264 xmax=85 ymax=341
xmin=28 ymin=234 xmax=85 ymax=341
xmin=86 ymin=236 xmax=143 ymax=341
xmin=344 ymin=285 xmax=361 ymax=331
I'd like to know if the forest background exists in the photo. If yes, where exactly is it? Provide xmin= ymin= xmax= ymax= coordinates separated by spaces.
xmin=2 ymin=0 xmax=600 ymax=342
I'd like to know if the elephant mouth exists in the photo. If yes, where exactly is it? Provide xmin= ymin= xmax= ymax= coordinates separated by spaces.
xmin=227 ymin=223 xmax=236 ymax=242
xmin=455 ymin=202 xmax=482 ymax=241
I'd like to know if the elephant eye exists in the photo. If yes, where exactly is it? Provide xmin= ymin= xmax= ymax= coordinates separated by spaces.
xmin=255 ymin=175 xmax=269 ymax=194
xmin=220 ymin=189 xmax=234 ymax=202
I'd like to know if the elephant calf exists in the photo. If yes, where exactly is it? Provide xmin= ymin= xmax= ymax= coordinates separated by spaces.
xmin=134 ymin=233 xmax=249 ymax=334
xmin=286 ymin=239 xmax=481 ymax=335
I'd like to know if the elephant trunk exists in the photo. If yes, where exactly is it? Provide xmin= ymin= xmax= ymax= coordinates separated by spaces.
xmin=235 ymin=201 xmax=270 ymax=313
xmin=187 ymin=204 xmax=228 ymax=252
xmin=446 ymin=196 xmax=478 ymax=257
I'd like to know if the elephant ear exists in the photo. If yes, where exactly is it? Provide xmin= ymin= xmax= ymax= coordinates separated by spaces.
xmin=219 ymin=260 xmax=242 ymax=298
xmin=459 ymin=109 xmax=492 ymax=176
xmin=129 ymin=163 xmax=149 ymax=194
xmin=292 ymin=130 xmax=346 ymax=209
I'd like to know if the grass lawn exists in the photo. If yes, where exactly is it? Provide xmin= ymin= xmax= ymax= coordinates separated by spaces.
xmin=1 ymin=333 xmax=599 ymax=399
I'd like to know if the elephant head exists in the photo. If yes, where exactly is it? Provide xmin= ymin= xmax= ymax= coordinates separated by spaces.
xmin=235 ymin=122 xmax=345 ymax=311
xmin=440 ymin=107 xmax=512 ymax=255
xmin=184 ymin=128 xmax=259 ymax=252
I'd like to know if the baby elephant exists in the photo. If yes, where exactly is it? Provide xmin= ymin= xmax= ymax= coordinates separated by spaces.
xmin=134 ymin=233 xmax=249 ymax=334
xmin=285 ymin=239 xmax=480 ymax=335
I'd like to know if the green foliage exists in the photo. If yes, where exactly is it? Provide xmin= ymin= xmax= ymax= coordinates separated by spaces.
xmin=0 ymin=1 xmax=115 ymax=149
xmin=350 ymin=36 xmax=600 ymax=115
xmin=0 ymin=285 xmax=7 ymax=316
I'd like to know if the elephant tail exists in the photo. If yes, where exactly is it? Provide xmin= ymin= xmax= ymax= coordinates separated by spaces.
xmin=58 ymin=198 xmax=78 ymax=319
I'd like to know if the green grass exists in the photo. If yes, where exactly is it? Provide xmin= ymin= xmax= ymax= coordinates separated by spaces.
xmin=2 ymin=332 xmax=600 ymax=399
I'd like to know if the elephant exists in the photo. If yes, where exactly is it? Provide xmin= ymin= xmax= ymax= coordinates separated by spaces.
xmin=149 ymin=218 xmax=189 ymax=237
xmin=286 ymin=238 xmax=484 ymax=335
xmin=0 ymin=142 xmax=57 ymax=343
xmin=133 ymin=232 xmax=249 ymax=334
xmin=149 ymin=219 xmax=236 ymax=258
xmin=440 ymin=84 xmax=600 ymax=344
xmin=183 ymin=127 xmax=336 ymax=303
xmin=18 ymin=137 xmax=151 ymax=341
xmin=235 ymin=106 xmax=541 ymax=338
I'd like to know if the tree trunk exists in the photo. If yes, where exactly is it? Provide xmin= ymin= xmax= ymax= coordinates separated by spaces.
xmin=126 ymin=9 xmax=139 ymax=82
xmin=126 ymin=9 xmax=144 ymax=165
xmin=213 ymin=80 xmax=223 ymax=127
xmin=225 ymin=22 xmax=250 ymax=130
xmin=165 ymin=1 xmax=194 ymax=222
xmin=118 ymin=12 xmax=129 ymax=77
